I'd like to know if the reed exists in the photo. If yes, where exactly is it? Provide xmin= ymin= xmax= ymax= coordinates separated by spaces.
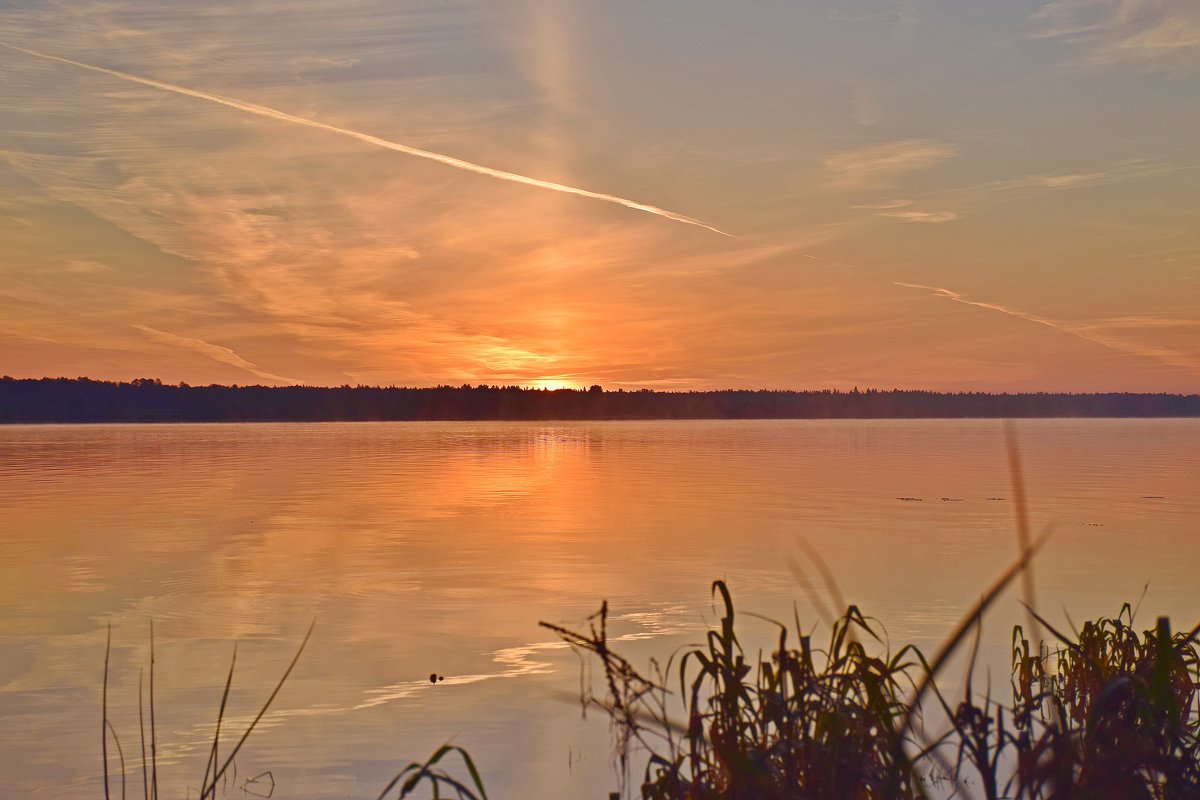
xmin=99 ymin=620 xmax=488 ymax=800
xmin=98 ymin=584 xmax=1200 ymax=799
xmin=541 ymin=580 xmax=1200 ymax=800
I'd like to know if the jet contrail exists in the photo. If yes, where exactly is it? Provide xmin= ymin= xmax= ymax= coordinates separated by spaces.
xmin=0 ymin=41 xmax=734 ymax=237
xmin=132 ymin=324 xmax=299 ymax=384
xmin=895 ymin=281 xmax=1199 ymax=375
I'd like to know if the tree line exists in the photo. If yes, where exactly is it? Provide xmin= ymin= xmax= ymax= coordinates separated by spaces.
xmin=1 ymin=376 xmax=1197 ymax=422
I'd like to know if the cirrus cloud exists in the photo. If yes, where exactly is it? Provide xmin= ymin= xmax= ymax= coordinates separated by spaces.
xmin=1030 ymin=0 xmax=1200 ymax=70
xmin=879 ymin=209 xmax=958 ymax=223
xmin=824 ymin=138 xmax=958 ymax=189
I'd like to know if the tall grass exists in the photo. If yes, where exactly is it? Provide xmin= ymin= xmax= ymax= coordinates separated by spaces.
xmin=541 ymin=582 xmax=1200 ymax=799
xmin=97 ymin=587 xmax=1200 ymax=799
xmin=99 ymin=622 xmax=488 ymax=800
xmin=543 ymin=588 xmax=925 ymax=798
xmin=99 ymin=585 xmax=1200 ymax=799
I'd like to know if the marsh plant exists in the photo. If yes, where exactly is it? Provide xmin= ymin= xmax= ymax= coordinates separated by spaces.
xmin=100 ymin=622 xmax=489 ymax=800
xmin=541 ymin=580 xmax=1200 ymax=800
xmin=99 ymin=578 xmax=1200 ymax=800
xmin=543 ymin=586 xmax=922 ymax=799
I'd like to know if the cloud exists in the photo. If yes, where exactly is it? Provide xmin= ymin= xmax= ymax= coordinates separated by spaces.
xmin=905 ymin=159 xmax=1200 ymax=208
xmin=60 ymin=258 xmax=113 ymax=274
xmin=1030 ymin=0 xmax=1200 ymax=69
xmin=27 ymin=258 xmax=113 ymax=275
xmin=0 ymin=41 xmax=733 ymax=237
xmin=132 ymin=324 xmax=299 ymax=384
xmin=1016 ymin=172 xmax=1107 ymax=188
xmin=879 ymin=210 xmax=958 ymax=223
xmin=1073 ymin=314 xmax=1200 ymax=329
xmin=828 ymin=1 xmax=922 ymax=38
xmin=2 ymin=63 xmax=754 ymax=390
xmin=824 ymin=139 xmax=958 ymax=189
xmin=852 ymin=198 xmax=913 ymax=210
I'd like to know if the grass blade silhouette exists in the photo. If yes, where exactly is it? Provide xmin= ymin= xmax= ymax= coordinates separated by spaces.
xmin=149 ymin=622 xmax=158 ymax=800
xmin=200 ymin=621 xmax=315 ymax=800
xmin=900 ymin=525 xmax=1053 ymax=733
xmin=200 ymin=644 xmax=237 ymax=796
xmin=103 ymin=623 xmax=111 ymax=800
xmin=138 ymin=669 xmax=148 ymax=800
xmin=374 ymin=744 xmax=490 ymax=800
xmin=106 ymin=719 xmax=127 ymax=800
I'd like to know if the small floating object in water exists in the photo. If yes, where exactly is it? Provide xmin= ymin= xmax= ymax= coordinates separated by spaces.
xmin=430 ymin=673 xmax=445 ymax=683
xmin=1141 ymin=495 xmax=1164 ymax=499
xmin=897 ymin=497 xmax=922 ymax=502
xmin=987 ymin=497 xmax=1005 ymax=501
xmin=940 ymin=497 xmax=963 ymax=502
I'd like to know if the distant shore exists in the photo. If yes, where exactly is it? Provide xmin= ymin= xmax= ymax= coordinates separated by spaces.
xmin=2 ymin=376 xmax=1198 ymax=423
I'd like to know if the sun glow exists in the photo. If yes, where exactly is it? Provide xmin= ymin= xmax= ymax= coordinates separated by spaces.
xmin=528 ymin=379 xmax=578 ymax=391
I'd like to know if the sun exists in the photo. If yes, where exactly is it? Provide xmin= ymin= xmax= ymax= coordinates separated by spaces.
xmin=529 ymin=379 xmax=578 ymax=391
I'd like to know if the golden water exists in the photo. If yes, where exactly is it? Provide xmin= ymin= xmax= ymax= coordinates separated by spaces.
xmin=1 ymin=419 xmax=1197 ymax=796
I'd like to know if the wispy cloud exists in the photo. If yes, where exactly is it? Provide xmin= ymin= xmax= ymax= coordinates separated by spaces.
xmin=824 ymin=139 xmax=958 ymax=189
xmin=0 ymin=41 xmax=733 ymax=237
xmin=1013 ymin=172 xmax=1107 ymax=188
xmin=895 ymin=282 xmax=1200 ymax=374
xmin=1076 ymin=314 xmax=1200 ymax=329
xmin=853 ymin=198 xmax=913 ymax=210
xmin=906 ymin=159 xmax=1200 ymax=207
xmin=828 ymin=1 xmax=921 ymax=38
xmin=1030 ymin=0 xmax=1200 ymax=69
xmin=879 ymin=209 xmax=958 ymax=223
xmin=132 ymin=324 xmax=298 ymax=384
xmin=986 ymin=161 xmax=1194 ymax=193
xmin=28 ymin=258 xmax=113 ymax=275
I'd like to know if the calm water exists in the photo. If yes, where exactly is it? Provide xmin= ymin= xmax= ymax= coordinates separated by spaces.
xmin=1 ymin=419 xmax=1198 ymax=797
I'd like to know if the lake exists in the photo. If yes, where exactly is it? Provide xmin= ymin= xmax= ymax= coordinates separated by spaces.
xmin=1 ymin=419 xmax=1198 ymax=797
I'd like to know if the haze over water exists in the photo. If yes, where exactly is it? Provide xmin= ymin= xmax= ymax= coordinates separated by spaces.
xmin=2 ymin=418 xmax=1197 ymax=797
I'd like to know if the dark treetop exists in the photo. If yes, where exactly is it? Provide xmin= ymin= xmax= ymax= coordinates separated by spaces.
xmin=1 ymin=377 xmax=1198 ymax=422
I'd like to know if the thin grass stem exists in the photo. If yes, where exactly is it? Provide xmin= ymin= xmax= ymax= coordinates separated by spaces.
xmin=200 ymin=620 xmax=315 ymax=800
xmin=103 ymin=623 xmax=111 ymax=800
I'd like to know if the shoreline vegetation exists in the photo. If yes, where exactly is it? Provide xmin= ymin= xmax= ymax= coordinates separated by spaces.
xmin=540 ymin=582 xmax=1200 ymax=800
xmin=4 ymin=376 xmax=1200 ymax=423
xmin=101 ymin=580 xmax=1200 ymax=800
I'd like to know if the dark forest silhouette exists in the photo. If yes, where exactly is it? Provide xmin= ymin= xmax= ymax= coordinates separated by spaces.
xmin=1 ymin=376 xmax=1198 ymax=422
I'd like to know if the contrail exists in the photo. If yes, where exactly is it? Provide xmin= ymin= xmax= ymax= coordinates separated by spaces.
xmin=895 ymin=281 xmax=1199 ymax=375
xmin=0 ymin=41 xmax=734 ymax=237
xmin=132 ymin=324 xmax=299 ymax=384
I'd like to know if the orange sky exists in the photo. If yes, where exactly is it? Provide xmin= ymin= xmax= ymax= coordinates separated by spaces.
xmin=1 ymin=1 xmax=1198 ymax=391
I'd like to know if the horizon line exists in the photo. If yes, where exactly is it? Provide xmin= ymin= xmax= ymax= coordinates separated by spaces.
xmin=3 ymin=376 xmax=1198 ymax=397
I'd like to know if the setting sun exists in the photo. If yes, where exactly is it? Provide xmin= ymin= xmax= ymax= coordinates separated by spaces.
xmin=527 ymin=379 xmax=578 ymax=391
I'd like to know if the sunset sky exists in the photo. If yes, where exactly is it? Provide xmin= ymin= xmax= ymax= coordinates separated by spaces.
xmin=2 ymin=0 xmax=1198 ymax=391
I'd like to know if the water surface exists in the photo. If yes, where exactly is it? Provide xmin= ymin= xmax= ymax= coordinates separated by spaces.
xmin=1 ymin=420 xmax=1197 ymax=797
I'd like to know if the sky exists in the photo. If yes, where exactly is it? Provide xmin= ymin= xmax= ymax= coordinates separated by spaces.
xmin=1 ymin=0 xmax=1198 ymax=392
